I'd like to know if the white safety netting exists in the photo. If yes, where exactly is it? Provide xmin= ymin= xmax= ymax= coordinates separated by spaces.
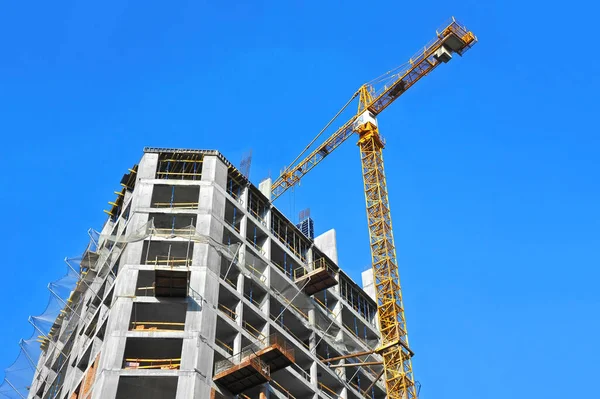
xmin=0 ymin=228 xmax=94 ymax=399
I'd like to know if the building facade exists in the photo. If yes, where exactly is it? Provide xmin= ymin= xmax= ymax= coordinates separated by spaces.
xmin=27 ymin=148 xmax=386 ymax=399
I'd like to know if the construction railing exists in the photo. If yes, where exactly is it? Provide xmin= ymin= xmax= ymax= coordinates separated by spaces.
xmin=318 ymin=382 xmax=340 ymax=399
xmin=271 ymin=260 xmax=295 ymax=280
xmin=150 ymin=227 xmax=196 ymax=237
xmin=218 ymin=304 xmax=238 ymax=322
xmin=271 ymin=287 xmax=309 ymax=321
xmin=152 ymin=201 xmax=200 ymax=209
xmin=247 ymin=205 xmax=267 ymax=226
xmin=220 ymin=272 xmax=238 ymax=290
xmin=270 ymin=379 xmax=298 ymax=399
xmin=270 ymin=228 xmax=307 ymax=263
xmin=145 ymin=255 xmax=191 ymax=267
xmin=268 ymin=333 xmax=295 ymax=360
xmin=123 ymin=357 xmax=181 ymax=370
xmin=269 ymin=314 xmax=310 ymax=351
xmin=136 ymin=286 xmax=155 ymax=296
xmin=313 ymin=296 xmax=336 ymax=317
xmin=242 ymin=321 xmax=268 ymax=344
xmin=129 ymin=321 xmax=185 ymax=332
xmin=293 ymin=258 xmax=337 ymax=281
xmin=215 ymin=338 xmax=234 ymax=355
xmin=214 ymin=350 xmax=270 ymax=377
xmin=156 ymin=154 xmax=203 ymax=180
xmin=244 ymin=261 xmax=268 ymax=284
xmin=247 ymin=239 xmax=266 ymax=256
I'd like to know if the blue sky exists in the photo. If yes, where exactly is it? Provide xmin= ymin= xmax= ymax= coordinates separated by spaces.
xmin=0 ymin=1 xmax=598 ymax=398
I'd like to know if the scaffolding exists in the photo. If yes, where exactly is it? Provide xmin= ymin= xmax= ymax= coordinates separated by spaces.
xmin=156 ymin=152 xmax=203 ymax=180
xmin=294 ymin=258 xmax=338 ymax=296
xmin=104 ymin=164 xmax=138 ymax=221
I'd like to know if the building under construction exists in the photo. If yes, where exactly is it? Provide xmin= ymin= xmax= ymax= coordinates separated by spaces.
xmin=25 ymin=148 xmax=386 ymax=399
xmin=1 ymin=17 xmax=478 ymax=399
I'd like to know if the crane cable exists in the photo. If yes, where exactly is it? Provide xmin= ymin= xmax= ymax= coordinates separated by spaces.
xmin=282 ymin=91 xmax=359 ymax=175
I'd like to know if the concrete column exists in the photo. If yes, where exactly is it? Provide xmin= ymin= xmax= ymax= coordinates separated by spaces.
xmin=261 ymin=292 xmax=270 ymax=323
xmin=233 ymin=332 xmax=243 ymax=363
xmin=202 ymin=155 xmax=228 ymax=189
xmin=239 ymin=213 xmax=248 ymax=241
xmin=314 ymin=229 xmax=338 ymax=265
xmin=91 ymin=266 xmax=138 ymax=399
xmin=308 ymin=308 xmax=316 ymax=327
xmin=261 ymin=237 xmax=271 ymax=260
xmin=240 ymin=184 xmax=249 ymax=209
xmin=335 ymin=358 xmax=349 ymax=394
xmin=138 ymin=153 xmax=159 ymax=179
xmin=360 ymin=269 xmax=376 ymax=302
xmin=309 ymin=332 xmax=318 ymax=388
xmin=258 ymin=178 xmax=272 ymax=202
xmin=91 ymin=372 xmax=120 ymax=399
xmin=306 ymin=246 xmax=314 ymax=269
xmin=310 ymin=360 xmax=318 ymax=389
xmin=184 ymin=155 xmax=228 ymax=399
xmin=334 ymin=301 xmax=343 ymax=327
xmin=237 ymin=271 xmax=245 ymax=294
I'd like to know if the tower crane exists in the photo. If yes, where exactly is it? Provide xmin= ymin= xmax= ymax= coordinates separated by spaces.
xmin=271 ymin=17 xmax=477 ymax=399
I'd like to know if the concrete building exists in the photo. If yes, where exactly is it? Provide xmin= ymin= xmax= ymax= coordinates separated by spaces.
xmin=27 ymin=148 xmax=386 ymax=399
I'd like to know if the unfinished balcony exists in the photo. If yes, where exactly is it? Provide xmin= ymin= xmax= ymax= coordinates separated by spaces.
xmin=244 ymin=247 xmax=269 ymax=284
xmin=155 ymin=152 xmax=203 ymax=181
xmin=269 ymin=296 xmax=311 ymax=351
xmin=247 ymin=188 xmax=268 ymax=226
xmin=122 ymin=338 xmax=183 ymax=370
xmin=294 ymin=258 xmax=338 ymax=296
xmin=149 ymin=213 xmax=197 ymax=237
xmin=220 ymin=256 xmax=241 ymax=291
xmin=116 ymin=376 xmax=178 ymax=399
xmin=242 ymin=305 xmax=268 ymax=344
xmin=141 ymin=241 xmax=193 ymax=268
xmin=218 ymin=284 xmax=240 ymax=325
xmin=129 ymin=302 xmax=187 ymax=332
xmin=270 ymin=241 xmax=302 ymax=281
xmin=341 ymin=305 xmax=379 ymax=345
xmin=246 ymin=219 xmax=268 ymax=258
xmin=224 ymin=199 xmax=243 ymax=234
xmin=150 ymin=184 xmax=200 ymax=209
xmin=313 ymin=288 xmax=338 ymax=316
xmin=215 ymin=317 xmax=238 ymax=357
xmin=136 ymin=270 xmax=189 ymax=298
xmin=226 ymin=167 xmax=246 ymax=203
xmin=243 ymin=276 xmax=267 ymax=309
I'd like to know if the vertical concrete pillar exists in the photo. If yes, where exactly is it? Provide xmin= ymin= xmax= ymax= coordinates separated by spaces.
xmin=261 ymin=237 xmax=271 ymax=261
xmin=183 ymin=154 xmax=229 ymax=398
xmin=258 ymin=178 xmax=272 ymax=202
xmin=202 ymin=154 xmax=228 ymax=189
xmin=91 ymin=265 xmax=138 ymax=399
xmin=314 ymin=229 xmax=339 ymax=265
xmin=309 ymin=332 xmax=318 ymax=388
xmin=237 ymin=272 xmax=245 ymax=294
xmin=233 ymin=331 xmax=243 ymax=363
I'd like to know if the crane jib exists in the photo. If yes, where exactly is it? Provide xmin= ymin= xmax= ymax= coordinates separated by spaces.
xmin=272 ymin=20 xmax=477 ymax=202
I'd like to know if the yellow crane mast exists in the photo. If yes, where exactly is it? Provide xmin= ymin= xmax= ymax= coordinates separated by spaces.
xmin=272 ymin=17 xmax=477 ymax=399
